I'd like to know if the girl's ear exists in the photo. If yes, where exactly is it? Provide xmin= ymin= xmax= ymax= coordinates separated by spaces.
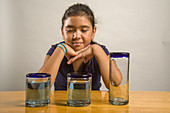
xmin=61 ymin=27 xmax=65 ymax=40
xmin=91 ymin=27 xmax=97 ymax=40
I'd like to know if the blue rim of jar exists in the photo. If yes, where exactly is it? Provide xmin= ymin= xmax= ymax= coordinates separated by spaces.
xmin=110 ymin=52 xmax=129 ymax=58
xmin=67 ymin=72 xmax=92 ymax=78
xmin=26 ymin=73 xmax=51 ymax=78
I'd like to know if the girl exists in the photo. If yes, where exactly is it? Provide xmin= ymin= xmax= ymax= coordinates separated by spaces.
xmin=38 ymin=3 xmax=122 ymax=90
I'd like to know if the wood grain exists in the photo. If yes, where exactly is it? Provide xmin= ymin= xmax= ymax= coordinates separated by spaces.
xmin=0 ymin=91 xmax=170 ymax=113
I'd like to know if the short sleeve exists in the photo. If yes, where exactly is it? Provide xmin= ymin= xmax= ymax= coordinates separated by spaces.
xmin=46 ymin=41 xmax=65 ymax=56
xmin=91 ymin=41 xmax=109 ymax=56
xmin=99 ymin=44 xmax=110 ymax=56
xmin=46 ymin=44 xmax=57 ymax=56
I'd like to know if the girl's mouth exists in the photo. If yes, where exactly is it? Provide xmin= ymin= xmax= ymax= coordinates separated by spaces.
xmin=72 ymin=42 xmax=83 ymax=46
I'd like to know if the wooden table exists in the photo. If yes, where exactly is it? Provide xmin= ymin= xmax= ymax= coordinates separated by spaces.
xmin=0 ymin=91 xmax=170 ymax=113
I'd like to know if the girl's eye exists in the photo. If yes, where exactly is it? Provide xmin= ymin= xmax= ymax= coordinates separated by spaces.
xmin=81 ymin=30 xmax=88 ymax=32
xmin=66 ymin=29 xmax=74 ymax=32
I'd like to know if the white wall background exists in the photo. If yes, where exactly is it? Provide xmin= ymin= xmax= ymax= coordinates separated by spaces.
xmin=0 ymin=0 xmax=170 ymax=91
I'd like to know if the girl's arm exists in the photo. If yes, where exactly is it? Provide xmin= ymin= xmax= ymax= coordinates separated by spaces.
xmin=92 ymin=44 xmax=122 ymax=89
xmin=38 ymin=44 xmax=77 ymax=87
xmin=67 ymin=44 xmax=122 ymax=89
xmin=38 ymin=47 xmax=65 ymax=87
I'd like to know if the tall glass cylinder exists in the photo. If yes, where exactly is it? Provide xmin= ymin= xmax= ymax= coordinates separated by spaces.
xmin=109 ymin=52 xmax=130 ymax=105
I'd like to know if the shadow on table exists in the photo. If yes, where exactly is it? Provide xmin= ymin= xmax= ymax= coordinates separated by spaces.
xmin=54 ymin=100 xmax=67 ymax=106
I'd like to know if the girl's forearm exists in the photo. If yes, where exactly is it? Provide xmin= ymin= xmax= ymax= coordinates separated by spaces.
xmin=92 ymin=44 xmax=110 ymax=89
xmin=92 ymin=44 xmax=122 ymax=89
xmin=38 ymin=47 xmax=65 ymax=86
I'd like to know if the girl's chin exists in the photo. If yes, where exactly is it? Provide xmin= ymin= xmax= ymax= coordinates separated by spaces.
xmin=73 ymin=46 xmax=84 ymax=51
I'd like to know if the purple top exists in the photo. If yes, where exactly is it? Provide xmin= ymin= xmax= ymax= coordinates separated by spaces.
xmin=46 ymin=41 xmax=109 ymax=90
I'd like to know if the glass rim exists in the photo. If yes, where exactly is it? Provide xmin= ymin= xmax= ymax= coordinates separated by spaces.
xmin=67 ymin=72 xmax=92 ymax=78
xmin=26 ymin=73 xmax=51 ymax=78
xmin=110 ymin=52 xmax=129 ymax=58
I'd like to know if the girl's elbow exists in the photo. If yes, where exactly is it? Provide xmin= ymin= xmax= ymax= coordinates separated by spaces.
xmin=105 ymin=81 xmax=121 ymax=90
xmin=114 ymin=81 xmax=121 ymax=86
xmin=114 ymin=78 xmax=122 ymax=86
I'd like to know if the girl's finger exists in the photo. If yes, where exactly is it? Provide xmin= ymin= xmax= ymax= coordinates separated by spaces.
xmin=70 ymin=51 xmax=78 ymax=56
xmin=67 ymin=56 xmax=80 ymax=64
xmin=76 ymin=45 xmax=90 ymax=54
xmin=67 ymin=53 xmax=84 ymax=64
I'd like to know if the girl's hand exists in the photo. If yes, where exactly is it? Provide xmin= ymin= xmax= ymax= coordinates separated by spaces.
xmin=67 ymin=45 xmax=94 ymax=64
xmin=63 ymin=43 xmax=78 ymax=60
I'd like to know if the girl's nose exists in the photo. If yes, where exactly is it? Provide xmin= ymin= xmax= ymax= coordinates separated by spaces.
xmin=73 ymin=31 xmax=81 ymax=39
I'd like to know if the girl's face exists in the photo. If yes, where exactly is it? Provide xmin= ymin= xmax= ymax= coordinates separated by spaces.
xmin=61 ymin=16 xmax=96 ymax=51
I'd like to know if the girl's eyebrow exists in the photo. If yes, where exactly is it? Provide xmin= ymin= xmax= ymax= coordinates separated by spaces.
xmin=79 ymin=25 xmax=90 ymax=28
xmin=65 ymin=25 xmax=90 ymax=28
xmin=66 ymin=25 xmax=74 ymax=28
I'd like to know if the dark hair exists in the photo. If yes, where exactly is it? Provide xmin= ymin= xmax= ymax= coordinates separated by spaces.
xmin=62 ymin=3 xmax=96 ymax=29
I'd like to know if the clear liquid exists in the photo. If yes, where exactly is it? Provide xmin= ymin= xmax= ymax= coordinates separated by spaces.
xmin=109 ymin=57 xmax=129 ymax=105
xmin=109 ymin=97 xmax=128 ymax=105
xmin=67 ymin=81 xmax=91 ymax=107
xmin=26 ymin=81 xmax=50 ymax=107
xmin=109 ymin=83 xmax=129 ymax=105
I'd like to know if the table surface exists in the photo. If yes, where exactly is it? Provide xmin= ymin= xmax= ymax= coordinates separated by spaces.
xmin=0 ymin=91 xmax=170 ymax=113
